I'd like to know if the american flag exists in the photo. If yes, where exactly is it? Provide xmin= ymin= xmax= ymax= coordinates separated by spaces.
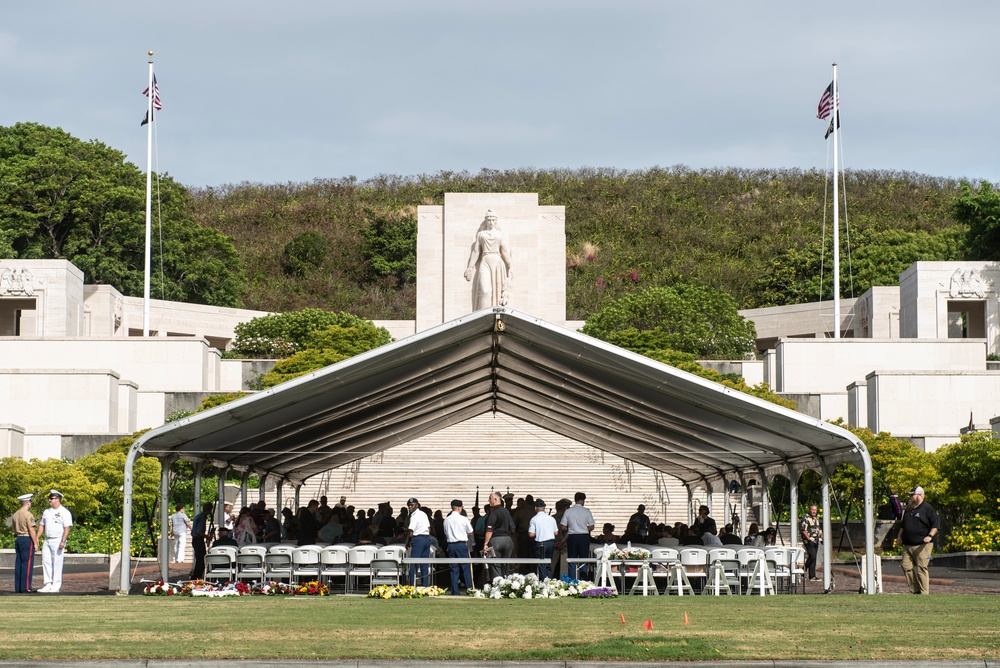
xmin=143 ymin=74 xmax=162 ymax=110
xmin=816 ymin=81 xmax=835 ymax=120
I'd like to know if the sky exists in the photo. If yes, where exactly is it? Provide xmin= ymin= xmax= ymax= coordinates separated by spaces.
xmin=3 ymin=2 xmax=999 ymax=189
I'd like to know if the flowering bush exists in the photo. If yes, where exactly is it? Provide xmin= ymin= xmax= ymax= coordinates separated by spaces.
xmin=578 ymin=587 xmax=618 ymax=598
xmin=293 ymin=581 xmax=329 ymax=596
xmin=143 ymin=580 xmax=179 ymax=596
xmin=945 ymin=515 xmax=1000 ymax=552
xmin=367 ymin=584 xmax=445 ymax=599
xmin=470 ymin=573 xmax=616 ymax=599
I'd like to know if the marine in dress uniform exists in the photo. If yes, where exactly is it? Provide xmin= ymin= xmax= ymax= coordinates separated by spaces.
xmin=11 ymin=493 xmax=38 ymax=593
xmin=37 ymin=490 xmax=73 ymax=593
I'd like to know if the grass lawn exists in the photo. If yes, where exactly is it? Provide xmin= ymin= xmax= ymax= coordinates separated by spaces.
xmin=0 ymin=594 xmax=998 ymax=661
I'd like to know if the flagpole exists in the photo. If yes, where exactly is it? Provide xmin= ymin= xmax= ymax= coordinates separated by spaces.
xmin=831 ymin=62 xmax=840 ymax=339
xmin=144 ymin=51 xmax=153 ymax=337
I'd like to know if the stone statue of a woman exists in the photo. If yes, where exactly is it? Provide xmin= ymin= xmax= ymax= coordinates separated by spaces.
xmin=464 ymin=210 xmax=513 ymax=310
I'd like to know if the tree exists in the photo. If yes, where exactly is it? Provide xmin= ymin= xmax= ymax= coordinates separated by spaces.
xmin=954 ymin=180 xmax=1000 ymax=260
xmin=582 ymin=283 xmax=757 ymax=359
xmin=230 ymin=308 xmax=389 ymax=358
xmin=829 ymin=424 xmax=938 ymax=513
xmin=934 ymin=432 xmax=1000 ymax=521
xmin=359 ymin=209 xmax=417 ymax=287
xmin=0 ymin=122 xmax=243 ymax=306
xmin=259 ymin=321 xmax=392 ymax=387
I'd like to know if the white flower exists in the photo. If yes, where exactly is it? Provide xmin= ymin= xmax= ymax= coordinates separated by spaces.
xmin=490 ymin=590 xmax=502 ymax=599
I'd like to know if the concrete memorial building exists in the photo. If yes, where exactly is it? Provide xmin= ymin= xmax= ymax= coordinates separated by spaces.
xmin=2 ymin=194 xmax=999 ymax=534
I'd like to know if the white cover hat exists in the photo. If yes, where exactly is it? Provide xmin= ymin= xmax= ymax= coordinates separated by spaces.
xmin=17 ymin=493 xmax=33 ymax=502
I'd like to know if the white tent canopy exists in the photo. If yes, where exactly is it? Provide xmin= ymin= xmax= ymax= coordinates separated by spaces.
xmin=119 ymin=307 xmax=875 ymax=593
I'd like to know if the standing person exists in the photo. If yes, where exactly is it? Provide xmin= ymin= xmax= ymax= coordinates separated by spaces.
xmin=11 ymin=493 xmax=38 ymax=593
xmin=37 ymin=490 xmax=72 ymax=593
xmin=168 ymin=503 xmax=192 ymax=563
xmin=528 ymin=499 xmax=558 ymax=580
xmin=800 ymin=505 xmax=823 ymax=581
xmin=297 ymin=500 xmax=320 ymax=546
xmin=897 ymin=486 xmax=939 ymax=595
xmin=442 ymin=499 xmax=474 ymax=595
xmin=483 ymin=491 xmax=515 ymax=581
xmin=551 ymin=498 xmax=571 ymax=577
xmin=560 ymin=492 xmax=595 ymax=580
xmin=629 ymin=504 xmax=651 ymax=539
xmin=406 ymin=497 xmax=431 ymax=586
xmin=191 ymin=502 xmax=212 ymax=579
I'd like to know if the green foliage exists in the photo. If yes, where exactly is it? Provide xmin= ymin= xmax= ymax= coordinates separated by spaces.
xmin=260 ymin=321 xmax=392 ymax=387
xmin=282 ymin=230 xmax=329 ymax=277
xmin=954 ymin=180 xmax=1000 ymax=260
xmin=944 ymin=514 xmax=1000 ymax=552
xmin=0 ymin=122 xmax=244 ymax=306
xmin=359 ymin=208 xmax=417 ymax=286
xmin=934 ymin=432 xmax=1000 ymax=520
xmin=829 ymin=424 xmax=938 ymax=510
xmin=198 ymin=392 xmax=248 ymax=411
xmin=230 ymin=308 xmax=382 ymax=358
xmin=189 ymin=167 xmax=964 ymax=319
xmin=582 ymin=284 xmax=756 ymax=360
xmin=755 ymin=226 xmax=965 ymax=305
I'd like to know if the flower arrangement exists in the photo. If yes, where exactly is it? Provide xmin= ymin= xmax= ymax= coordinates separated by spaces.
xmin=606 ymin=546 xmax=651 ymax=561
xmin=367 ymin=584 xmax=446 ymax=599
xmin=469 ymin=573 xmax=617 ymax=599
xmin=254 ymin=581 xmax=294 ymax=595
xmin=143 ymin=580 xmax=179 ymax=596
xmin=293 ymin=580 xmax=329 ymax=596
xmin=578 ymin=586 xmax=617 ymax=598
xmin=180 ymin=580 xmax=251 ymax=597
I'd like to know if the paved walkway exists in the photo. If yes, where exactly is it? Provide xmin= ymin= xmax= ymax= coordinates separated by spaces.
xmin=1 ymin=660 xmax=998 ymax=667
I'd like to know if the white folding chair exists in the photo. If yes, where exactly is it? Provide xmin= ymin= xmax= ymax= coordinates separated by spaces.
xmin=790 ymin=546 xmax=806 ymax=593
xmin=292 ymin=547 xmax=322 ymax=583
xmin=377 ymin=545 xmax=406 ymax=561
xmin=708 ymin=547 xmax=737 ymax=562
xmin=205 ymin=553 xmax=235 ymax=582
xmin=235 ymin=552 xmax=266 ymax=582
xmin=649 ymin=548 xmax=678 ymax=593
xmin=239 ymin=545 xmax=268 ymax=557
xmin=370 ymin=558 xmax=402 ymax=587
xmin=264 ymin=552 xmax=293 ymax=583
xmin=765 ymin=547 xmax=792 ymax=593
xmin=737 ymin=547 xmax=765 ymax=585
xmin=679 ymin=548 xmax=708 ymax=592
xmin=348 ymin=545 xmax=378 ymax=593
xmin=269 ymin=544 xmax=295 ymax=556
xmin=319 ymin=545 xmax=350 ymax=593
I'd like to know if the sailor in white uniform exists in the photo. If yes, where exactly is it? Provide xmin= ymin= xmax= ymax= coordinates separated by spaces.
xmin=38 ymin=490 xmax=73 ymax=593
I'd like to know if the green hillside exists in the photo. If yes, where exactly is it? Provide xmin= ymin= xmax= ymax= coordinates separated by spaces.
xmin=189 ymin=167 xmax=965 ymax=320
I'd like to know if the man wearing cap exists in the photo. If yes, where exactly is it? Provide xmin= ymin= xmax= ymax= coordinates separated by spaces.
xmin=442 ymin=499 xmax=474 ymax=595
xmin=406 ymin=498 xmax=431 ymax=586
xmin=37 ymin=490 xmax=73 ymax=593
xmin=560 ymin=491 xmax=595 ymax=580
xmin=11 ymin=493 xmax=38 ymax=593
xmin=897 ymin=486 xmax=939 ymax=594
xmin=528 ymin=499 xmax=558 ymax=580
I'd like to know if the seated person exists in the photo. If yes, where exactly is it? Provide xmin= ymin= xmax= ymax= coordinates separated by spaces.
xmin=618 ymin=520 xmax=645 ymax=545
xmin=318 ymin=515 xmax=344 ymax=543
xmin=701 ymin=525 xmax=723 ymax=547
xmin=356 ymin=524 xmax=381 ymax=546
xmin=212 ymin=526 xmax=239 ymax=548
xmin=744 ymin=523 xmax=763 ymax=547
xmin=657 ymin=526 xmax=680 ymax=547
xmin=260 ymin=509 xmax=281 ymax=543
xmin=595 ymin=523 xmax=619 ymax=544
xmin=720 ymin=523 xmax=744 ymax=545
xmin=679 ymin=526 xmax=704 ymax=546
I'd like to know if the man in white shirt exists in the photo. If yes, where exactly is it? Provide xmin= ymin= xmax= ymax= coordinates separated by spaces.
xmin=528 ymin=499 xmax=558 ymax=580
xmin=442 ymin=499 xmax=474 ymax=595
xmin=559 ymin=491 xmax=595 ymax=580
xmin=37 ymin=490 xmax=73 ymax=593
xmin=406 ymin=497 xmax=431 ymax=586
xmin=168 ymin=503 xmax=192 ymax=563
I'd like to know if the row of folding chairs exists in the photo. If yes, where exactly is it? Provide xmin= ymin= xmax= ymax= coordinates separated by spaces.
xmin=591 ymin=545 xmax=805 ymax=596
xmin=204 ymin=543 xmax=410 ymax=593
